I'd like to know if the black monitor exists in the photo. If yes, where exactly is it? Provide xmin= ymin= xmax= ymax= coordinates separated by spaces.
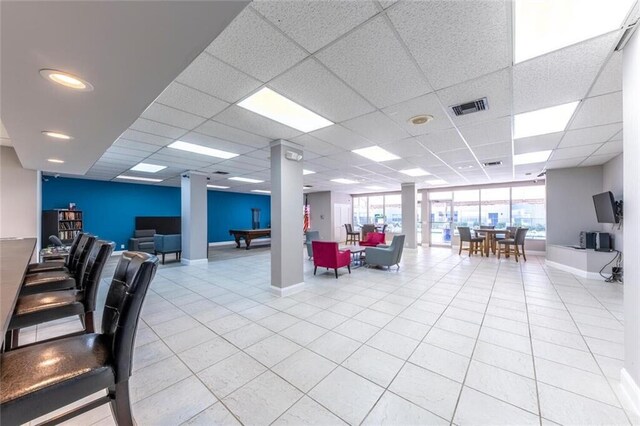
xmin=593 ymin=192 xmax=619 ymax=223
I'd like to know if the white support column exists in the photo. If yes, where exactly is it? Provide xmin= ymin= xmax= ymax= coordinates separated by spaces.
xmin=181 ymin=172 xmax=208 ymax=265
xmin=270 ymin=140 xmax=304 ymax=296
xmin=401 ymin=182 xmax=417 ymax=249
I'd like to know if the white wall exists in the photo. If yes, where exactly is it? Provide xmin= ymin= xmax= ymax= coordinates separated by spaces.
xmin=603 ymin=153 xmax=623 ymax=250
xmin=306 ymin=191 xmax=332 ymax=241
xmin=0 ymin=146 xmax=38 ymax=239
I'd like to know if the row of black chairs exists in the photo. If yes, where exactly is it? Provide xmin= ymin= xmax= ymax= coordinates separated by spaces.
xmin=1 ymin=232 xmax=159 ymax=425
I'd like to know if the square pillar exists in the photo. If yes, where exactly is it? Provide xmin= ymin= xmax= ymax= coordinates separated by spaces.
xmin=270 ymin=140 xmax=304 ymax=296
xmin=401 ymin=182 xmax=417 ymax=249
xmin=181 ymin=172 xmax=208 ymax=265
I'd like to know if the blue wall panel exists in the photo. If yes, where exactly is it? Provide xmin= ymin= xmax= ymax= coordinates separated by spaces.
xmin=42 ymin=177 xmax=271 ymax=249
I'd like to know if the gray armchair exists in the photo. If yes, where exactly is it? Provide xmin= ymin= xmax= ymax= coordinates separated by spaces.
xmin=128 ymin=229 xmax=156 ymax=253
xmin=305 ymin=231 xmax=320 ymax=259
xmin=365 ymin=234 xmax=405 ymax=270
xmin=153 ymin=234 xmax=182 ymax=264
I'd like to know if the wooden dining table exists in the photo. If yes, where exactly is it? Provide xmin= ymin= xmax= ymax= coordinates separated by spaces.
xmin=0 ymin=237 xmax=37 ymax=339
xmin=474 ymin=229 xmax=510 ymax=257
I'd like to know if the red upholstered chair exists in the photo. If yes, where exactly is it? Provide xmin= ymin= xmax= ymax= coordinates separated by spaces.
xmin=312 ymin=241 xmax=351 ymax=278
xmin=359 ymin=232 xmax=386 ymax=247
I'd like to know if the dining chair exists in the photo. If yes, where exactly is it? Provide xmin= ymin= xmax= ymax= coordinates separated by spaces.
xmin=497 ymin=228 xmax=529 ymax=262
xmin=0 ymin=251 xmax=159 ymax=426
xmin=344 ymin=224 xmax=360 ymax=245
xmin=458 ymin=227 xmax=483 ymax=256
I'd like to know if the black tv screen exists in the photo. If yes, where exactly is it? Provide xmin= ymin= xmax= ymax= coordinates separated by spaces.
xmin=593 ymin=192 xmax=618 ymax=223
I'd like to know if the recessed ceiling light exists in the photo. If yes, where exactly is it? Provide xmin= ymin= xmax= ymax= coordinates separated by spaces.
xmin=251 ymin=189 xmax=271 ymax=194
xmin=168 ymin=141 xmax=238 ymax=159
xmin=352 ymin=146 xmax=400 ymax=162
xmin=207 ymin=184 xmax=230 ymax=189
xmin=116 ymin=175 xmax=163 ymax=182
xmin=457 ymin=165 xmax=474 ymax=170
xmin=513 ymin=150 xmax=552 ymax=165
xmin=238 ymin=87 xmax=333 ymax=133
xmin=426 ymin=179 xmax=447 ymax=185
xmin=39 ymin=69 xmax=94 ymax=91
xmin=514 ymin=0 xmax=635 ymax=63
xmin=303 ymin=169 xmax=315 ymax=175
xmin=47 ymin=158 xmax=64 ymax=164
xmin=130 ymin=162 xmax=167 ymax=173
xmin=42 ymin=131 xmax=72 ymax=140
xmin=229 ymin=176 xmax=264 ymax=184
xmin=514 ymin=101 xmax=579 ymax=139
xmin=400 ymin=168 xmax=431 ymax=177
xmin=408 ymin=114 xmax=434 ymax=125
xmin=331 ymin=178 xmax=358 ymax=184
xmin=365 ymin=185 xmax=385 ymax=190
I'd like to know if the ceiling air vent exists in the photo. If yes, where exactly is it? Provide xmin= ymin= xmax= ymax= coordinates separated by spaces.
xmin=450 ymin=97 xmax=488 ymax=116
xmin=212 ymin=171 xmax=229 ymax=175
xmin=483 ymin=160 xmax=502 ymax=167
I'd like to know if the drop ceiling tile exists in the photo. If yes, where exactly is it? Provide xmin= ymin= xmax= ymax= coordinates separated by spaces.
xmin=213 ymin=105 xmax=302 ymax=140
xmin=593 ymin=140 xmax=623 ymax=156
xmin=410 ymin=153 xmax=448 ymax=168
xmin=176 ymin=53 xmax=262 ymax=103
xmin=119 ymin=129 xmax=173 ymax=147
xmin=354 ymin=163 xmax=395 ymax=174
xmin=458 ymin=117 xmax=511 ymax=147
xmin=388 ymin=0 xmax=511 ymax=90
xmin=580 ymin=154 xmax=618 ymax=166
xmin=436 ymin=69 xmax=512 ymax=126
xmin=546 ymin=158 xmax=585 ymax=169
xmin=316 ymin=15 xmax=431 ymax=108
xmin=155 ymin=82 xmax=229 ymax=118
xmin=589 ymin=51 xmax=622 ymax=97
xmin=100 ymin=152 xmax=145 ymax=163
xmin=104 ymin=146 xmax=150 ymax=158
xmin=436 ymin=148 xmax=477 ymax=165
xmin=141 ymin=103 xmax=206 ymax=130
xmin=382 ymin=93 xmax=453 ymax=136
xmin=244 ymin=149 xmax=270 ymax=160
xmin=310 ymin=124 xmax=372 ymax=150
xmin=206 ymin=8 xmax=307 ymax=82
xmin=342 ymin=110 xmax=410 ymax=144
xmin=514 ymin=164 xmax=545 ymax=176
xmin=380 ymin=137 xmax=430 ymax=158
xmin=513 ymin=31 xmax=619 ymax=113
xmin=416 ymin=128 xmax=467 ymax=153
xmin=569 ymin=91 xmax=622 ymax=130
xmin=558 ymin=123 xmax=622 ymax=148
xmin=194 ymin=120 xmax=270 ymax=149
xmin=129 ymin=118 xmax=186 ymax=139
xmin=252 ymin=1 xmax=379 ymax=53
xmin=325 ymin=151 xmax=377 ymax=168
xmin=179 ymin=132 xmax=256 ymax=155
xmin=269 ymin=58 xmax=375 ymax=122
xmin=471 ymin=142 xmax=512 ymax=161
xmin=550 ymin=144 xmax=601 ymax=161
xmin=113 ymin=139 xmax=160 ymax=153
xmin=513 ymin=132 xmax=563 ymax=154
xmin=290 ymin=134 xmax=343 ymax=156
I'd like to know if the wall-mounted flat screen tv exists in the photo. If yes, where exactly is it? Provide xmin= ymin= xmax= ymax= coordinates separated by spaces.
xmin=593 ymin=191 xmax=619 ymax=223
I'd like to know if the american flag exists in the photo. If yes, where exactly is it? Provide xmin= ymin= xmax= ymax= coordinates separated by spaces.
xmin=303 ymin=196 xmax=310 ymax=232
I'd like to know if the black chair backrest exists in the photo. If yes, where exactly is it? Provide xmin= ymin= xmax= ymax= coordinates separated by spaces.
xmin=507 ymin=226 xmax=518 ymax=236
xmin=345 ymin=224 xmax=352 ymax=233
xmin=480 ymin=225 xmax=495 ymax=230
xmin=71 ymin=235 xmax=96 ymax=284
xmin=458 ymin=226 xmax=471 ymax=241
xmin=48 ymin=235 xmax=64 ymax=247
xmin=64 ymin=232 xmax=84 ymax=269
xmin=82 ymin=241 xmax=115 ymax=312
xmin=515 ymin=228 xmax=529 ymax=245
xmin=101 ymin=251 xmax=158 ymax=382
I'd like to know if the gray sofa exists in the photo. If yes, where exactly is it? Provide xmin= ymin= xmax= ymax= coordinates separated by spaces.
xmin=305 ymin=231 xmax=320 ymax=259
xmin=365 ymin=234 xmax=405 ymax=270
xmin=128 ymin=229 xmax=155 ymax=253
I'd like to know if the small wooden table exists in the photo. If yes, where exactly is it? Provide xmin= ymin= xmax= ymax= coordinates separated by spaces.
xmin=229 ymin=228 xmax=271 ymax=250
xmin=1 ymin=238 xmax=37 ymax=338
xmin=339 ymin=245 xmax=366 ymax=267
xmin=474 ymin=229 xmax=510 ymax=257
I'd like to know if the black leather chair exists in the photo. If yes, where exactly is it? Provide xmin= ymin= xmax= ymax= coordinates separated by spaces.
xmin=5 ymin=241 xmax=115 ymax=350
xmin=21 ymin=235 xmax=96 ymax=296
xmin=27 ymin=232 xmax=84 ymax=274
xmin=0 ymin=251 xmax=159 ymax=426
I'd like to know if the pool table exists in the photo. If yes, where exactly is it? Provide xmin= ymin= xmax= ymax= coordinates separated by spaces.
xmin=229 ymin=228 xmax=271 ymax=250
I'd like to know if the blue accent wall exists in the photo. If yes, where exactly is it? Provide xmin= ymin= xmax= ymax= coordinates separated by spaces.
xmin=42 ymin=177 xmax=271 ymax=249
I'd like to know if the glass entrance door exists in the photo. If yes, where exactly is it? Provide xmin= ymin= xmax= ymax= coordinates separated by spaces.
xmin=429 ymin=199 xmax=453 ymax=246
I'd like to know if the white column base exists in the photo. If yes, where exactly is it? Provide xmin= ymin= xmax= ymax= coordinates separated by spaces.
xmin=181 ymin=258 xmax=208 ymax=266
xmin=621 ymin=368 xmax=640 ymax=415
xmin=270 ymin=281 xmax=305 ymax=297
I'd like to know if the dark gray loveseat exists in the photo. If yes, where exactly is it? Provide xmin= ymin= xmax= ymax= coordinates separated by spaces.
xmin=128 ymin=229 xmax=155 ymax=253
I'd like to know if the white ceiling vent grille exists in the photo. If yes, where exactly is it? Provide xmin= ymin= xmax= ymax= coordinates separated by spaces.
xmin=450 ymin=97 xmax=488 ymax=116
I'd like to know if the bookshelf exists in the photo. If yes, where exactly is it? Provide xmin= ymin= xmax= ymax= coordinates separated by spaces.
xmin=42 ymin=209 xmax=83 ymax=244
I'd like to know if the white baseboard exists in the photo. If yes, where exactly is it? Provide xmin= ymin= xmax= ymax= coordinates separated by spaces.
xmin=621 ymin=368 xmax=640 ymax=415
xmin=181 ymin=258 xmax=208 ymax=266
xmin=545 ymin=260 xmax=602 ymax=280
xmin=270 ymin=281 xmax=305 ymax=297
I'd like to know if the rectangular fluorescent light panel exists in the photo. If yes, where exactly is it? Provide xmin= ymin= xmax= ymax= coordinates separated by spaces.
xmin=238 ymin=87 xmax=333 ymax=133
xmin=229 ymin=176 xmax=264 ymax=184
xmin=513 ymin=150 xmax=552 ymax=165
xmin=514 ymin=0 xmax=635 ymax=63
xmin=514 ymin=101 xmax=579 ymax=139
xmin=352 ymin=146 xmax=400 ymax=162
xmin=426 ymin=179 xmax=447 ymax=185
xmin=116 ymin=175 xmax=163 ymax=183
xmin=303 ymin=169 xmax=315 ymax=175
xmin=400 ymin=168 xmax=431 ymax=177
xmin=168 ymin=141 xmax=238 ymax=159
xmin=251 ymin=190 xmax=271 ymax=194
xmin=331 ymin=178 xmax=358 ymax=184
xmin=130 ymin=162 xmax=167 ymax=173
xmin=207 ymin=184 xmax=230 ymax=189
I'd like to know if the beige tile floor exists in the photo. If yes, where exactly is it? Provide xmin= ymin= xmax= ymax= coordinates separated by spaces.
xmin=20 ymin=245 xmax=637 ymax=425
